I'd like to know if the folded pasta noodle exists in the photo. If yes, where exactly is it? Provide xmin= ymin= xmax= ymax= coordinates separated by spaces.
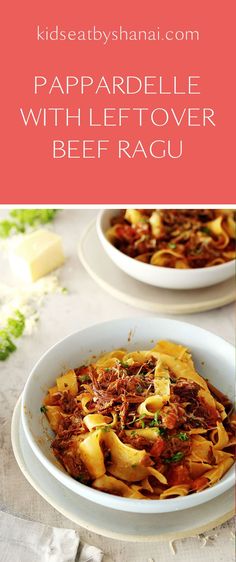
xmin=106 ymin=209 xmax=236 ymax=269
xmin=41 ymin=340 xmax=235 ymax=499
xmin=160 ymin=485 xmax=190 ymax=498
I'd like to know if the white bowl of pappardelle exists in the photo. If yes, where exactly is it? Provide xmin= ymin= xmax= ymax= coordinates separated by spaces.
xmin=21 ymin=317 xmax=235 ymax=514
xmin=96 ymin=209 xmax=236 ymax=290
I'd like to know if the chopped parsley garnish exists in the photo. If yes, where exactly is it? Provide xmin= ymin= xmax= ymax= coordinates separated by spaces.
xmin=158 ymin=427 xmax=166 ymax=436
xmin=0 ymin=331 xmax=16 ymax=361
xmin=40 ymin=405 xmax=47 ymax=414
xmin=201 ymin=226 xmax=211 ymax=235
xmin=134 ymin=414 xmax=145 ymax=421
xmin=177 ymin=432 xmax=189 ymax=441
xmin=0 ymin=209 xmax=58 ymax=238
xmin=164 ymin=451 xmax=184 ymax=463
xmin=7 ymin=310 xmax=25 ymax=338
xmin=61 ymin=287 xmax=68 ymax=294
xmin=168 ymin=243 xmax=177 ymax=249
xmin=0 ymin=220 xmax=21 ymax=238
xmin=149 ymin=412 xmax=160 ymax=427
xmin=135 ymin=414 xmax=146 ymax=422
xmin=10 ymin=209 xmax=58 ymax=227
xmin=119 ymin=361 xmax=129 ymax=368
xmin=78 ymin=374 xmax=91 ymax=383
xmin=127 ymin=413 xmax=147 ymax=428
xmin=0 ymin=310 xmax=26 ymax=361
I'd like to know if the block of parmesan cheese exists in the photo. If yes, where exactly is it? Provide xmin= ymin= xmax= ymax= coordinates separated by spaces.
xmin=9 ymin=229 xmax=65 ymax=282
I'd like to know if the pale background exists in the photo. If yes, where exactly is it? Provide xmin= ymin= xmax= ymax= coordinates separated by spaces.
xmin=0 ymin=209 xmax=235 ymax=562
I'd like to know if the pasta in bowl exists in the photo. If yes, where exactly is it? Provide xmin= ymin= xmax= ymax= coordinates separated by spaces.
xmin=41 ymin=341 xmax=235 ymax=501
xmin=97 ymin=209 xmax=236 ymax=289
xmin=21 ymin=317 xmax=235 ymax=513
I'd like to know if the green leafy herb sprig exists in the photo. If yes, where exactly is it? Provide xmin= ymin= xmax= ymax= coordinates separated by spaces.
xmin=177 ymin=432 xmax=189 ymax=441
xmin=149 ymin=411 xmax=160 ymax=427
xmin=164 ymin=451 xmax=184 ymax=463
xmin=0 ymin=310 xmax=25 ymax=361
xmin=0 ymin=209 xmax=58 ymax=238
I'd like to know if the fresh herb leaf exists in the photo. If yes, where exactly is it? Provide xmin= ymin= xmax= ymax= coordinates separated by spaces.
xmin=0 ymin=330 xmax=16 ymax=360
xmin=164 ymin=451 xmax=184 ymax=463
xmin=0 ymin=310 xmax=26 ymax=361
xmin=78 ymin=374 xmax=91 ymax=383
xmin=128 ymin=413 xmax=147 ymax=427
xmin=7 ymin=310 xmax=25 ymax=338
xmin=10 ymin=209 xmax=58 ymax=226
xmin=154 ymin=411 xmax=159 ymax=423
xmin=158 ymin=427 xmax=166 ymax=436
xmin=168 ymin=243 xmax=177 ymax=249
xmin=177 ymin=432 xmax=189 ymax=441
xmin=0 ymin=209 xmax=58 ymax=239
xmin=201 ymin=226 xmax=211 ymax=235
xmin=40 ymin=405 xmax=47 ymax=414
xmin=119 ymin=361 xmax=129 ymax=368
xmin=149 ymin=412 xmax=160 ymax=427
xmin=131 ymin=430 xmax=137 ymax=437
xmin=171 ymin=451 xmax=185 ymax=462
xmin=0 ymin=220 xmax=22 ymax=238
xmin=135 ymin=414 xmax=146 ymax=422
xmin=0 ymin=310 xmax=25 ymax=360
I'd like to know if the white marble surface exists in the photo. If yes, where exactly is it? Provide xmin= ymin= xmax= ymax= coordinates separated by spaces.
xmin=0 ymin=208 xmax=235 ymax=562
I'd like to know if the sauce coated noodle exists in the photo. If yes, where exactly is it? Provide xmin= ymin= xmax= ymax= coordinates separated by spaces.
xmin=106 ymin=209 xmax=236 ymax=269
xmin=42 ymin=341 xmax=235 ymax=499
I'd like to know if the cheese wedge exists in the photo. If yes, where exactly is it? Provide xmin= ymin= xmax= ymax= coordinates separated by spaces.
xmin=10 ymin=229 xmax=65 ymax=282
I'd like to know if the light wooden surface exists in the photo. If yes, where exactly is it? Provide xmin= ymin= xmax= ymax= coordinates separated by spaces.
xmin=0 ymin=208 xmax=235 ymax=562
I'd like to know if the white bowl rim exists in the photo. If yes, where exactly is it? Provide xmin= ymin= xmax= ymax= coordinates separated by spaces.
xmin=21 ymin=317 xmax=235 ymax=514
xmin=97 ymin=209 xmax=236 ymax=275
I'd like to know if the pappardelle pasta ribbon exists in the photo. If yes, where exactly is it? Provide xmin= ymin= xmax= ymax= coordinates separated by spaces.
xmin=106 ymin=209 xmax=236 ymax=269
xmin=42 ymin=340 xmax=235 ymax=499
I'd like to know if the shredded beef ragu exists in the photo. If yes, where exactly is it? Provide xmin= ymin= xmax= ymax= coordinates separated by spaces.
xmin=42 ymin=349 xmax=234 ymax=497
xmin=108 ymin=209 xmax=236 ymax=268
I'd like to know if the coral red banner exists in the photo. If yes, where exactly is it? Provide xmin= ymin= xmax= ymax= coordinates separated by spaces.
xmin=1 ymin=0 xmax=235 ymax=203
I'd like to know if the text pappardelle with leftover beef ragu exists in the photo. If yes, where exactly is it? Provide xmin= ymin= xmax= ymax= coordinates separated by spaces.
xmin=106 ymin=209 xmax=236 ymax=268
xmin=42 ymin=341 xmax=235 ymax=500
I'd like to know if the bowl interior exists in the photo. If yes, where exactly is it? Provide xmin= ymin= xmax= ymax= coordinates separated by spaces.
xmin=21 ymin=317 xmax=235 ymax=513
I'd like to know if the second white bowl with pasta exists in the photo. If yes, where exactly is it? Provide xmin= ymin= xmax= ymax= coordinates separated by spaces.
xmin=97 ymin=210 xmax=236 ymax=289
xmin=21 ymin=317 xmax=235 ymax=513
